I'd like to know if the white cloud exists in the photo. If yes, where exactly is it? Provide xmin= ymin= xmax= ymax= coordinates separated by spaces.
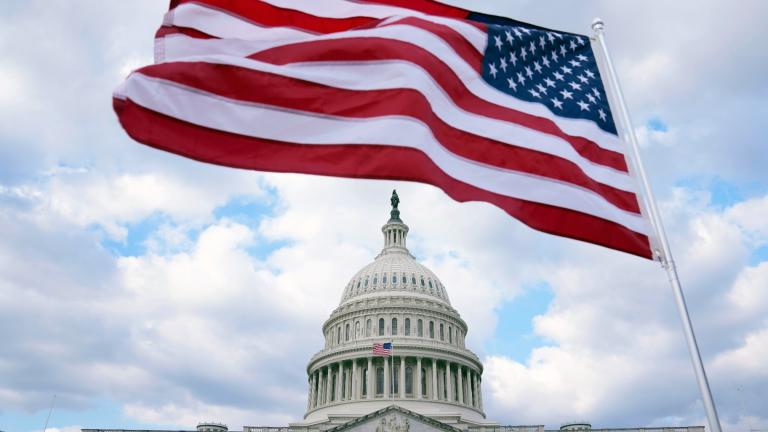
xmin=481 ymin=191 xmax=768 ymax=428
xmin=2 ymin=0 xmax=768 ymax=431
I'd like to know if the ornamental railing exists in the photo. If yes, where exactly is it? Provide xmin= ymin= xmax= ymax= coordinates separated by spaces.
xmin=307 ymin=337 xmax=481 ymax=365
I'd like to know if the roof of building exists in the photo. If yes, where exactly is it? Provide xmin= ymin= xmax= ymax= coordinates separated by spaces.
xmin=339 ymin=191 xmax=450 ymax=306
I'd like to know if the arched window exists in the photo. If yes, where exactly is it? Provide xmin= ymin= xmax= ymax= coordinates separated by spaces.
xmin=366 ymin=319 xmax=372 ymax=337
xmin=448 ymin=326 xmax=452 ymax=344
xmin=379 ymin=318 xmax=385 ymax=336
xmin=402 ymin=275 xmax=407 ymax=284
xmin=393 ymin=273 xmax=397 ymax=284
xmin=428 ymin=280 xmax=433 ymax=289
xmin=345 ymin=323 xmax=350 ymax=341
xmin=365 ymin=278 xmax=369 ymax=287
xmin=363 ymin=368 xmax=368 ymax=396
xmin=392 ymin=318 xmax=398 ymax=336
xmin=404 ymin=318 xmax=411 ymax=336
xmin=412 ymin=275 xmax=417 ymax=285
xmin=337 ymin=326 xmax=341 ymax=345
xmin=376 ymin=367 xmax=384 ymax=395
xmin=439 ymin=323 xmax=444 ymax=341
xmin=429 ymin=321 xmax=434 ymax=339
xmin=421 ymin=368 xmax=427 ymax=397
xmin=420 ymin=278 xmax=425 ymax=287
xmin=355 ymin=321 xmax=361 ymax=339
xmin=405 ymin=366 xmax=413 ymax=394
xmin=383 ymin=274 xmax=387 ymax=284
xmin=373 ymin=275 xmax=377 ymax=285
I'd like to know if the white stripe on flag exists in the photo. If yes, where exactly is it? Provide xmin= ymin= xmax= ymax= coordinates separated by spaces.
xmin=123 ymin=72 xmax=649 ymax=235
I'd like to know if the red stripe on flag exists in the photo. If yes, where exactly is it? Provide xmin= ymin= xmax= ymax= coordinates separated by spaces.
xmin=137 ymin=62 xmax=640 ymax=214
xmin=249 ymin=36 xmax=629 ymax=172
xmin=169 ymin=0 xmax=377 ymax=34
xmin=358 ymin=0 xmax=469 ymax=19
xmin=114 ymin=96 xmax=652 ymax=258
xmin=156 ymin=26 xmax=216 ymax=40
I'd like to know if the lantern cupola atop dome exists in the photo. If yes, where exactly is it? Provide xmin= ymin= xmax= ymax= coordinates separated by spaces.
xmin=380 ymin=190 xmax=410 ymax=255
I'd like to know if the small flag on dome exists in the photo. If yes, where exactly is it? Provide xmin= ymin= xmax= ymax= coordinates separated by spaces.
xmin=372 ymin=342 xmax=392 ymax=356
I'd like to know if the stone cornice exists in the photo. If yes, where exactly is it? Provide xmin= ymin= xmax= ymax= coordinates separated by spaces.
xmin=306 ymin=342 xmax=483 ymax=373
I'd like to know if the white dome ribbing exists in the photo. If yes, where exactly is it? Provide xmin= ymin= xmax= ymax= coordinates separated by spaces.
xmin=340 ymin=192 xmax=450 ymax=305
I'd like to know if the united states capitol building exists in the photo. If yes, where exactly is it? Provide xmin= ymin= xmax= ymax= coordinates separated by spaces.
xmin=84 ymin=192 xmax=704 ymax=432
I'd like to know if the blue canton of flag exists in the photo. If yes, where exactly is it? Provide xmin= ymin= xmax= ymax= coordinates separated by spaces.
xmin=482 ymin=24 xmax=617 ymax=135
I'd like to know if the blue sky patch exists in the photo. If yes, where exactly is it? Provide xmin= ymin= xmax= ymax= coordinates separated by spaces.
xmin=485 ymin=282 xmax=555 ymax=362
xmin=99 ymin=212 xmax=176 ymax=257
xmin=646 ymin=117 xmax=668 ymax=132
xmin=0 ymin=399 xmax=169 ymax=432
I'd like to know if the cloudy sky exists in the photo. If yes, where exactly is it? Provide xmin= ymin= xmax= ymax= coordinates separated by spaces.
xmin=1 ymin=1 xmax=767 ymax=432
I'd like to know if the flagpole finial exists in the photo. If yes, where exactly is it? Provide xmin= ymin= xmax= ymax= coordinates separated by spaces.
xmin=591 ymin=17 xmax=605 ymax=32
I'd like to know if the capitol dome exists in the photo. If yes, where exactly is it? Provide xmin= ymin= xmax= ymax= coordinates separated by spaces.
xmin=339 ymin=202 xmax=451 ymax=306
xmin=299 ymin=191 xmax=490 ymax=430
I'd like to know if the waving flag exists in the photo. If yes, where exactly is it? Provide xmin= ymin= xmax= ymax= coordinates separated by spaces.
xmin=113 ymin=0 xmax=654 ymax=258
xmin=372 ymin=342 xmax=392 ymax=356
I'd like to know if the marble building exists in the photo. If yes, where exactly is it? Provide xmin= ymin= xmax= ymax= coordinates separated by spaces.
xmin=83 ymin=192 xmax=705 ymax=432
xmin=294 ymin=190 xmax=491 ymax=430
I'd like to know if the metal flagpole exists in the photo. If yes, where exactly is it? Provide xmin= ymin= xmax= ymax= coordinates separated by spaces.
xmin=591 ymin=18 xmax=722 ymax=432
xmin=390 ymin=337 xmax=395 ymax=401
xmin=42 ymin=394 xmax=56 ymax=432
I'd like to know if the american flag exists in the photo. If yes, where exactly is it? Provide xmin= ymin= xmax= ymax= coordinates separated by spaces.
xmin=372 ymin=342 xmax=392 ymax=356
xmin=113 ymin=0 xmax=653 ymax=259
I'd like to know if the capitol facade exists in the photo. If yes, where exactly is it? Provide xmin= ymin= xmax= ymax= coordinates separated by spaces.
xmin=84 ymin=192 xmax=705 ymax=432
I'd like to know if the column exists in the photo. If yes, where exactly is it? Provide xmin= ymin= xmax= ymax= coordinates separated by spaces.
xmin=471 ymin=372 xmax=477 ymax=408
xmin=345 ymin=362 xmax=350 ymax=400
xmin=457 ymin=364 xmax=464 ymax=404
xmin=384 ymin=356 xmax=390 ymax=398
xmin=318 ymin=372 xmax=323 ymax=406
xmin=431 ymin=360 xmax=438 ymax=400
xmin=465 ymin=368 xmax=471 ymax=407
xmin=445 ymin=362 xmax=452 ymax=402
xmin=307 ymin=374 xmax=313 ymax=410
xmin=416 ymin=357 xmax=422 ymax=399
xmin=367 ymin=357 xmax=373 ymax=400
xmin=341 ymin=362 xmax=347 ymax=400
xmin=326 ymin=366 xmax=332 ymax=405
xmin=337 ymin=363 xmax=343 ymax=401
xmin=335 ymin=363 xmax=342 ymax=402
xmin=308 ymin=373 xmax=314 ymax=409
xmin=314 ymin=370 xmax=320 ymax=407
xmin=399 ymin=357 xmax=406 ymax=398
xmin=477 ymin=376 xmax=483 ymax=410
xmin=352 ymin=359 xmax=358 ymax=400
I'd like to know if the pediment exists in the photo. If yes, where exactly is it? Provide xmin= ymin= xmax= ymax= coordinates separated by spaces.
xmin=328 ymin=405 xmax=461 ymax=432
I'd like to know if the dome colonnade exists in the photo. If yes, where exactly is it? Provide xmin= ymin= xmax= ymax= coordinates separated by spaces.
xmin=303 ymin=191 xmax=485 ymax=425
